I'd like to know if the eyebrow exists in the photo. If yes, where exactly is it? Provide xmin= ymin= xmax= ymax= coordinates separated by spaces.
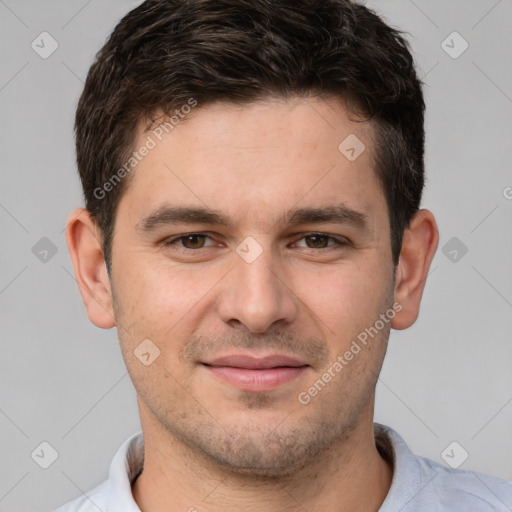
xmin=136 ymin=203 xmax=369 ymax=233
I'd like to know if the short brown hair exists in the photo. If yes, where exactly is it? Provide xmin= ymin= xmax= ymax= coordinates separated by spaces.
xmin=75 ymin=0 xmax=425 ymax=270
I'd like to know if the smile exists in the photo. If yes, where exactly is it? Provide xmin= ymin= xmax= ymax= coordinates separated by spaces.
xmin=201 ymin=354 xmax=310 ymax=392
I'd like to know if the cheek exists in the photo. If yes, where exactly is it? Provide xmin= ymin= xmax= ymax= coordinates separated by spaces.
xmin=294 ymin=259 xmax=391 ymax=335
xmin=113 ymin=266 xmax=199 ymax=399
xmin=114 ymin=260 xmax=190 ymax=326
xmin=113 ymin=260 xmax=223 ymax=360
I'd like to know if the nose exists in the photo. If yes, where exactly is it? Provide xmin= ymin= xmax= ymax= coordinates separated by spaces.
xmin=217 ymin=243 xmax=299 ymax=333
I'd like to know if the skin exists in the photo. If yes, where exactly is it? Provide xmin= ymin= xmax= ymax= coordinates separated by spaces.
xmin=66 ymin=96 xmax=439 ymax=511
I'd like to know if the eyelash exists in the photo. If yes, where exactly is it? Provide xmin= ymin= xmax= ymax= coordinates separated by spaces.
xmin=162 ymin=232 xmax=350 ymax=252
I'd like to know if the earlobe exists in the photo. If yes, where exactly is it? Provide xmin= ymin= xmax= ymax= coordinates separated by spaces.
xmin=391 ymin=209 xmax=439 ymax=330
xmin=65 ymin=208 xmax=116 ymax=329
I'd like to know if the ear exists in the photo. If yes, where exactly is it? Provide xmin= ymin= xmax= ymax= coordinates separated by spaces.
xmin=391 ymin=209 xmax=439 ymax=330
xmin=65 ymin=208 xmax=116 ymax=329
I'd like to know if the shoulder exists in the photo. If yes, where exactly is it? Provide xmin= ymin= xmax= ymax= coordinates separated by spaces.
xmin=375 ymin=423 xmax=512 ymax=511
xmin=417 ymin=454 xmax=512 ymax=511
xmin=50 ymin=431 xmax=143 ymax=512
xmin=51 ymin=480 xmax=108 ymax=512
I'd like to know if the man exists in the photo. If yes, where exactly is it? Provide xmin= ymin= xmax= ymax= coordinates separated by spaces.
xmin=56 ymin=0 xmax=512 ymax=510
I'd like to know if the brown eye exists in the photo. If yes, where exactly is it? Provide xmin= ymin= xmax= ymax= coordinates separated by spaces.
xmin=163 ymin=233 xmax=214 ymax=250
xmin=180 ymin=234 xmax=207 ymax=249
xmin=304 ymin=234 xmax=331 ymax=248
xmin=293 ymin=234 xmax=349 ymax=250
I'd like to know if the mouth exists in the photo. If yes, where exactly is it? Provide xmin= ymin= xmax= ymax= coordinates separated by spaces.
xmin=201 ymin=354 xmax=311 ymax=392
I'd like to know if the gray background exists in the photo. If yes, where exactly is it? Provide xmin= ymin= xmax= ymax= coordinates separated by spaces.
xmin=1 ymin=0 xmax=511 ymax=510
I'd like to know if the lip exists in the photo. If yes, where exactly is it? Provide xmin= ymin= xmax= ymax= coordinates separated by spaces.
xmin=205 ymin=354 xmax=307 ymax=369
xmin=201 ymin=353 xmax=310 ymax=392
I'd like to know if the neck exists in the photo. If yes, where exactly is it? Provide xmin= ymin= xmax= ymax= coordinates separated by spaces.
xmin=132 ymin=401 xmax=393 ymax=512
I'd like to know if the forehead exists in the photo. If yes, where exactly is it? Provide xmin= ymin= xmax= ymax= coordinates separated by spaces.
xmin=117 ymin=96 xmax=386 ymax=233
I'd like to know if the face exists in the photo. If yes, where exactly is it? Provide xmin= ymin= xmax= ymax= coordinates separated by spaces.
xmin=109 ymin=96 xmax=397 ymax=476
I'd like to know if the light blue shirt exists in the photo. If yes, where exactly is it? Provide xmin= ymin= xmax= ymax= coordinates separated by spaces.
xmin=53 ymin=423 xmax=512 ymax=511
